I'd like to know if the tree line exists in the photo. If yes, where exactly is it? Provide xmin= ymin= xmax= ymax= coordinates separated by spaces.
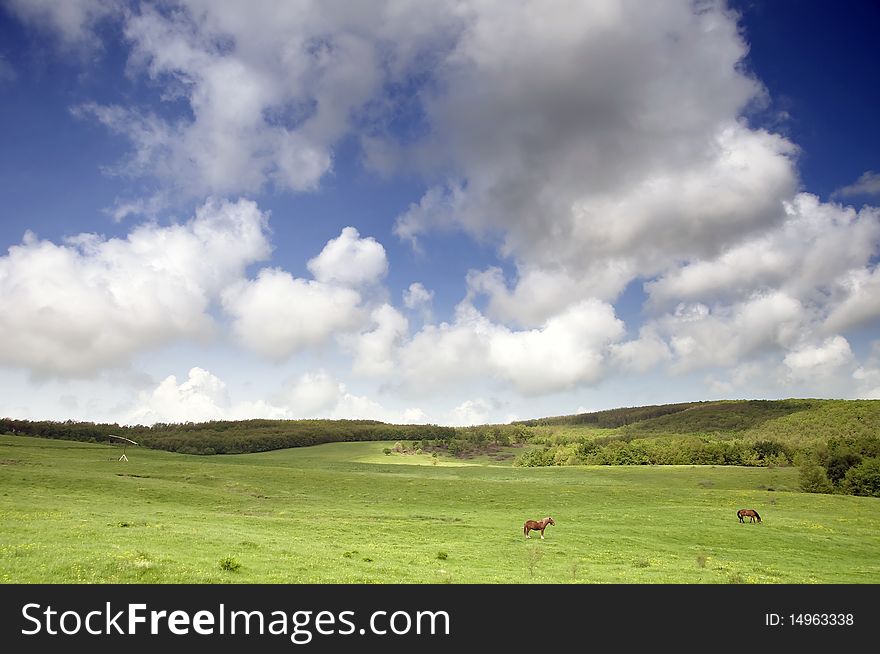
xmin=0 ymin=417 xmax=455 ymax=455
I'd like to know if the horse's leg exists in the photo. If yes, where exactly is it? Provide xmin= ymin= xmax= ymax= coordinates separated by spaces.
xmin=540 ymin=528 xmax=545 ymax=540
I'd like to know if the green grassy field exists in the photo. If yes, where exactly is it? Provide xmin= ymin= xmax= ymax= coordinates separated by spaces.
xmin=1 ymin=435 xmax=878 ymax=583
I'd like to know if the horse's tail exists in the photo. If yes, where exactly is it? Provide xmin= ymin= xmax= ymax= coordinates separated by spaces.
xmin=523 ymin=523 xmax=528 ymax=536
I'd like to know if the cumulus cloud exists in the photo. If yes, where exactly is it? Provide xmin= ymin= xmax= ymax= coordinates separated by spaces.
xmin=403 ymin=282 xmax=434 ymax=311
xmin=306 ymin=227 xmax=388 ymax=287
xmin=783 ymin=336 xmax=855 ymax=381
xmin=467 ymin=263 xmax=634 ymax=328
xmin=128 ymin=366 xmax=428 ymax=424
xmin=609 ymin=327 xmax=672 ymax=374
xmin=823 ymin=266 xmax=880 ymax=334
xmin=0 ymin=198 xmax=270 ymax=376
xmin=833 ymin=171 xmax=880 ymax=199
xmin=853 ymin=343 xmax=880 ymax=399
xmin=222 ymin=225 xmax=393 ymax=362
xmin=277 ymin=369 xmax=427 ymax=423
xmin=351 ymin=304 xmax=408 ymax=377
xmin=390 ymin=2 xmax=798 ymax=327
xmin=402 ymin=282 xmax=435 ymax=325
xmin=646 ymin=194 xmax=880 ymax=311
xmin=659 ymin=293 xmax=805 ymax=372
xmin=49 ymin=1 xmax=462 ymax=204
xmin=486 ymin=300 xmax=625 ymax=394
xmin=398 ymin=299 xmax=625 ymax=395
xmin=221 ymin=268 xmax=365 ymax=360
xmin=626 ymin=193 xmax=880 ymax=378
xmin=278 ymin=369 xmax=343 ymax=417
xmin=11 ymin=0 xmax=880 ymax=407
xmin=127 ymin=367 xmax=288 ymax=424
xmin=448 ymin=399 xmax=492 ymax=427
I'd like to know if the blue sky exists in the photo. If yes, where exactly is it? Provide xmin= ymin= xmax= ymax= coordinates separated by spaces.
xmin=1 ymin=0 xmax=879 ymax=426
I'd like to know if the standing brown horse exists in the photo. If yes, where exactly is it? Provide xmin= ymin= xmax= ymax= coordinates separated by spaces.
xmin=523 ymin=516 xmax=555 ymax=539
xmin=737 ymin=509 xmax=762 ymax=523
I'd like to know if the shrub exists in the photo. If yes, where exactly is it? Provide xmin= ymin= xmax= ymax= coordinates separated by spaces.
xmin=799 ymin=463 xmax=833 ymax=494
xmin=840 ymin=457 xmax=880 ymax=497
xmin=826 ymin=453 xmax=862 ymax=484
xmin=219 ymin=556 xmax=241 ymax=572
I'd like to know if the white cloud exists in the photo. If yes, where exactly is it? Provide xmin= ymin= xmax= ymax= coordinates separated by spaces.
xmin=6 ymin=0 xmax=119 ymax=50
xmin=128 ymin=367 xmax=230 ymax=424
xmin=351 ymin=304 xmax=408 ymax=377
xmin=393 ymin=3 xmax=797 ymax=293
xmin=53 ymin=1 xmax=462 ymax=203
xmin=646 ymin=194 xmax=880 ymax=310
xmin=486 ymin=300 xmax=625 ymax=394
xmin=306 ymin=226 xmax=388 ymax=287
xmin=127 ymin=366 xmax=289 ymax=424
xmin=403 ymin=282 xmax=434 ymax=321
xmin=278 ymin=370 xmax=344 ymax=417
xmin=834 ymin=171 xmax=880 ymax=199
xmin=783 ymin=336 xmax=855 ymax=381
xmin=659 ymin=293 xmax=805 ymax=372
xmin=467 ymin=263 xmax=634 ymax=328
xmin=609 ymin=327 xmax=672 ymax=374
xmin=331 ymin=393 xmax=428 ymax=424
xmin=11 ymin=0 xmax=880 ymax=410
xmin=129 ymin=366 xmax=428 ymax=425
xmin=823 ymin=266 xmax=880 ymax=334
xmin=276 ymin=369 xmax=427 ymax=423
xmin=448 ymin=399 xmax=491 ymax=427
xmin=398 ymin=299 xmax=625 ymax=395
xmin=853 ymin=343 xmax=880 ymax=399
xmin=221 ymin=268 xmax=365 ymax=361
xmin=0 ymin=198 xmax=270 ymax=377
xmin=634 ymin=194 xmax=880 ymax=377
xmin=397 ymin=303 xmax=493 ymax=389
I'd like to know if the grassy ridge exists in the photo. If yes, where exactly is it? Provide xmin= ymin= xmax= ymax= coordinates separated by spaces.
xmin=518 ymin=400 xmax=880 ymax=470
xmin=1 ymin=435 xmax=878 ymax=583
xmin=528 ymin=399 xmax=880 ymax=444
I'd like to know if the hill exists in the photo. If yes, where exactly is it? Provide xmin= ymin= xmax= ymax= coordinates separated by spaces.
xmin=513 ymin=399 xmax=880 ymax=497
xmin=4 ymin=399 xmax=879 ymax=496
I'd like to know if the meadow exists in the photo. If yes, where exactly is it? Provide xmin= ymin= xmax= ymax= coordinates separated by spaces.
xmin=1 ymin=434 xmax=878 ymax=583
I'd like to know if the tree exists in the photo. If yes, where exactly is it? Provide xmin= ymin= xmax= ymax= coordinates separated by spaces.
xmin=799 ymin=464 xmax=833 ymax=494
xmin=825 ymin=453 xmax=862 ymax=485
xmin=841 ymin=458 xmax=880 ymax=497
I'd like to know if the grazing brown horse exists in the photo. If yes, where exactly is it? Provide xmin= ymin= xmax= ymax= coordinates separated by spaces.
xmin=737 ymin=509 xmax=762 ymax=523
xmin=523 ymin=516 xmax=555 ymax=539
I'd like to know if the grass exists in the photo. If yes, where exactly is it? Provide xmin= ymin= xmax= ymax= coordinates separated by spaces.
xmin=1 ymin=435 xmax=878 ymax=583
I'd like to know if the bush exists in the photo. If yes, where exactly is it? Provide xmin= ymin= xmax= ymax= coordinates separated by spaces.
xmin=799 ymin=463 xmax=833 ymax=494
xmin=219 ymin=556 xmax=242 ymax=572
xmin=826 ymin=453 xmax=862 ymax=484
xmin=840 ymin=457 xmax=880 ymax=497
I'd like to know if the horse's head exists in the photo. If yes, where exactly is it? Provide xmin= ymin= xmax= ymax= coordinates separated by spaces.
xmin=547 ymin=517 xmax=555 ymax=526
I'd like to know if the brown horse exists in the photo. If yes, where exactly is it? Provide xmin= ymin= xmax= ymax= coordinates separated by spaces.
xmin=523 ymin=516 xmax=555 ymax=539
xmin=737 ymin=509 xmax=762 ymax=523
